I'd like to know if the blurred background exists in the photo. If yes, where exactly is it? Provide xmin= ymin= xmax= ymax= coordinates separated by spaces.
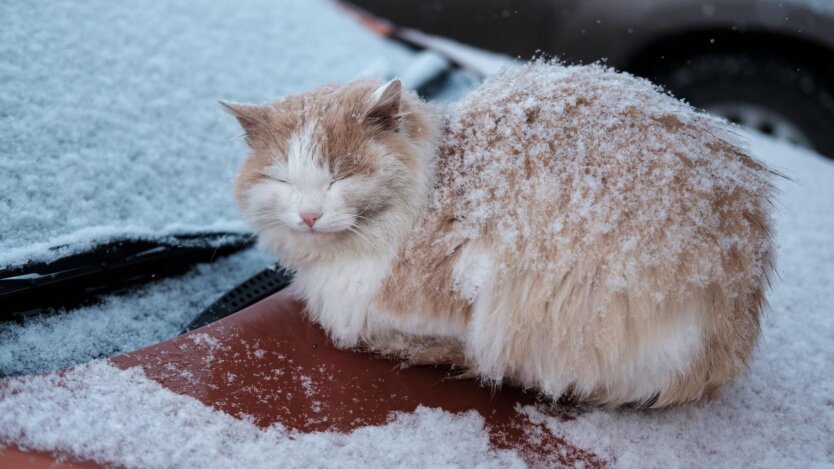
xmin=344 ymin=0 xmax=834 ymax=157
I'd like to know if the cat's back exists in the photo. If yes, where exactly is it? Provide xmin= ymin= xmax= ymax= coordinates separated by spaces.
xmin=432 ymin=62 xmax=773 ymax=295
xmin=381 ymin=64 xmax=774 ymax=406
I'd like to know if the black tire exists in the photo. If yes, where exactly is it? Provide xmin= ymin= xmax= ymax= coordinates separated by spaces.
xmin=653 ymin=53 xmax=834 ymax=158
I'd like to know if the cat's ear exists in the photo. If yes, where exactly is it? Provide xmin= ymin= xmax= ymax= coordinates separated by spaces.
xmin=220 ymin=101 xmax=270 ymax=145
xmin=366 ymin=79 xmax=402 ymax=131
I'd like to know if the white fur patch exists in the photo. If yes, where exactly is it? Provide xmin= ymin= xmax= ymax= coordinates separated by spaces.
xmin=244 ymin=123 xmax=363 ymax=235
xmin=366 ymin=306 xmax=468 ymax=340
xmin=293 ymin=251 xmax=468 ymax=347
xmin=595 ymin=307 xmax=706 ymax=403
xmin=628 ymin=309 xmax=705 ymax=382
xmin=291 ymin=253 xmax=394 ymax=347
xmin=462 ymin=265 xmax=505 ymax=382
xmin=451 ymin=242 xmax=493 ymax=303
xmin=285 ymin=124 xmax=330 ymax=191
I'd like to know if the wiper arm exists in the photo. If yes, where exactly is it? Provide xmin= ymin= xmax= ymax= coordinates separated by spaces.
xmin=0 ymin=232 xmax=253 ymax=320
xmin=181 ymin=265 xmax=293 ymax=334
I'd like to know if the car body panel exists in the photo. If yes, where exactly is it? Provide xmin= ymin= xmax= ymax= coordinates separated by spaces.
xmin=0 ymin=290 xmax=606 ymax=468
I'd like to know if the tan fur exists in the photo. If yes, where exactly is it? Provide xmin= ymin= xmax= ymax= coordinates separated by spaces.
xmin=229 ymin=64 xmax=775 ymax=408
xmin=362 ymin=332 xmax=468 ymax=367
xmin=377 ymin=217 xmax=473 ymax=327
xmin=232 ymin=82 xmax=435 ymax=210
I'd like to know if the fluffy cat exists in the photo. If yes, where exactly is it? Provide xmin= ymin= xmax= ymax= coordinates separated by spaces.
xmin=224 ymin=62 xmax=775 ymax=408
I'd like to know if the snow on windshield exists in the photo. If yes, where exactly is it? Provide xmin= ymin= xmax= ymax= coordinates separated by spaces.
xmin=0 ymin=0 xmax=413 ymax=267
xmin=0 ymin=247 xmax=273 ymax=377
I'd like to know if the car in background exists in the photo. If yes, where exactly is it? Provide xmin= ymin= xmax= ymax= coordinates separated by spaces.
xmin=344 ymin=0 xmax=834 ymax=157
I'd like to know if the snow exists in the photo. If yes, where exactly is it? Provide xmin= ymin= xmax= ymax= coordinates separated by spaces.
xmin=0 ymin=361 xmax=523 ymax=469
xmin=434 ymin=62 xmax=773 ymax=307
xmin=0 ymin=0 xmax=414 ymax=268
xmin=0 ymin=248 xmax=273 ymax=377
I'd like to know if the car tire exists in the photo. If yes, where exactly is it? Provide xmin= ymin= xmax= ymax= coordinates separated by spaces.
xmin=653 ymin=53 xmax=834 ymax=157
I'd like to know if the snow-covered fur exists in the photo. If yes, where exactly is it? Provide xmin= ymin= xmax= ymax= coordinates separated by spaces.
xmin=226 ymin=63 xmax=775 ymax=408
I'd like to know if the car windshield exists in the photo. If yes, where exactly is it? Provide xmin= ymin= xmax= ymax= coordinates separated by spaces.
xmin=0 ymin=1 xmax=418 ymax=268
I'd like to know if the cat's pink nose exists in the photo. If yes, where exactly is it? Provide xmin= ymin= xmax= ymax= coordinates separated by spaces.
xmin=301 ymin=212 xmax=321 ymax=228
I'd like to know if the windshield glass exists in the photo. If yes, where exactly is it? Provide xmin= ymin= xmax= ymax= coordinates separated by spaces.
xmin=0 ymin=0 xmax=415 ymax=268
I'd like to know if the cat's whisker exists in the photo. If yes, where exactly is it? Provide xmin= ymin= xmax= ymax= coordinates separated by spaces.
xmin=346 ymin=225 xmax=380 ymax=252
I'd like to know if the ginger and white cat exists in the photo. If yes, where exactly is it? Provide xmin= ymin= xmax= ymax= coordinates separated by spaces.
xmin=224 ymin=63 xmax=775 ymax=408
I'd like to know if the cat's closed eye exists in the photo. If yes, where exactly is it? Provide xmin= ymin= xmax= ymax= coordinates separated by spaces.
xmin=258 ymin=168 xmax=288 ymax=184
xmin=328 ymin=175 xmax=351 ymax=188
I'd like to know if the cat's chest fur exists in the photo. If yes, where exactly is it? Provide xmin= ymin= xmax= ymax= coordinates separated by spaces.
xmin=290 ymin=253 xmax=393 ymax=347
xmin=291 ymin=245 xmax=470 ymax=347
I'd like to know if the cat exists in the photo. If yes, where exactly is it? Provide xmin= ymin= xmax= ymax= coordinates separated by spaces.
xmin=223 ymin=62 xmax=775 ymax=408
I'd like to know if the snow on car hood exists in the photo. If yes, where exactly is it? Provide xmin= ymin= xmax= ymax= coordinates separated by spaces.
xmin=0 ymin=0 xmax=412 ymax=267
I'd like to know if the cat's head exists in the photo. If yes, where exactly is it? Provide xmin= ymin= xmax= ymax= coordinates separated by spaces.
xmin=224 ymin=79 xmax=436 ymax=266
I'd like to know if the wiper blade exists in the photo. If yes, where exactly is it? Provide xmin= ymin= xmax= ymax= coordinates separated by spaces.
xmin=181 ymin=265 xmax=293 ymax=334
xmin=0 ymin=232 xmax=253 ymax=320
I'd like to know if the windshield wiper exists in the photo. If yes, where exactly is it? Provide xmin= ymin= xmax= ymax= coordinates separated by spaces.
xmin=181 ymin=264 xmax=293 ymax=334
xmin=0 ymin=232 xmax=253 ymax=320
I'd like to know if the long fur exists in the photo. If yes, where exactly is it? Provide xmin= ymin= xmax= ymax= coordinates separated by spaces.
xmin=226 ymin=63 xmax=775 ymax=408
